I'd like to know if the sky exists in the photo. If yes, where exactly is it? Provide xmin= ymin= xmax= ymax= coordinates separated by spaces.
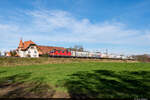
xmin=0 ymin=0 xmax=150 ymax=55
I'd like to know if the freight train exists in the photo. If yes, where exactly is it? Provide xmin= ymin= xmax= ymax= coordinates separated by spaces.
xmin=49 ymin=49 xmax=101 ymax=58
xmin=48 ymin=49 xmax=133 ymax=60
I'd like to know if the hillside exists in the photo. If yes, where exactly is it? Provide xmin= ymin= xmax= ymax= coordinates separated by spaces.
xmin=0 ymin=58 xmax=149 ymax=98
xmin=0 ymin=57 xmax=137 ymax=67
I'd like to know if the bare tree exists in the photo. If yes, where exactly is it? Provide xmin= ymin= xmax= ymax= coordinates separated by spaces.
xmin=132 ymin=54 xmax=150 ymax=62
xmin=10 ymin=50 xmax=17 ymax=57
xmin=68 ymin=45 xmax=84 ymax=52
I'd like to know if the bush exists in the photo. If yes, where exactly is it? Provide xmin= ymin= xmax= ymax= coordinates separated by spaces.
xmin=10 ymin=50 xmax=17 ymax=57
xmin=40 ymin=53 xmax=49 ymax=57
xmin=133 ymin=54 xmax=150 ymax=62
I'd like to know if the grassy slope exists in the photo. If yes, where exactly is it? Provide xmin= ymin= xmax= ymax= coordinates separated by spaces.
xmin=0 ymin=57 xmax=137 ymax=67
xmin=0 ymin=62 xmax=150 ymax=98
xmin=1 ymin=62 xmax=149 ymax=84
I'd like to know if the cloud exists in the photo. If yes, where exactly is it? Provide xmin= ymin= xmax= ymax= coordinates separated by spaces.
xmin=0 ymin=9 xmax=150 ymax=54
xmin=26 ymin=9 xmax=150 ymax=45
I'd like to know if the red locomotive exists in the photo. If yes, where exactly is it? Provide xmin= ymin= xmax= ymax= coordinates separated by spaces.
xmin=49 ymin=49 xmax=71 ymax=57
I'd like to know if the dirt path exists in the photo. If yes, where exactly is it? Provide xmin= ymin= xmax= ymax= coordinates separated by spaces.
xmin=0 ymin=82 xmax=70 ymax=98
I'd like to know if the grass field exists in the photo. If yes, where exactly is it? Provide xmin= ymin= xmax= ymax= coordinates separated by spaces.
xmin=0 ymin=58 xmax=150 ymax=98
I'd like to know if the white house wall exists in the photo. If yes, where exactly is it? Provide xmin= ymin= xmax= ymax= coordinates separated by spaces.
xmin=18 ymin=50 xmax=26 ymax=57
xmin=26 ymin=46 xmax=39 ymax=57
xmin=18 ymin=46 xmax=39 ymax=58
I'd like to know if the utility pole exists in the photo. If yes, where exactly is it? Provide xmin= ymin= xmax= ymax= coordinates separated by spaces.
xmin=106 ymin=49 xmax=108 ymax=55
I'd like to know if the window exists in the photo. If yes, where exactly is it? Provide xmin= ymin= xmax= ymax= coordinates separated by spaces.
xmin=62 ymin=50 xmax=64 ymax=53
xmin=34 ymin=51 xmax=37 ymax=53
xmin=51 ymin=50 xmax=55 ymax=53
xmin=31 ymin=47 xmax=34 ymax=49
xmin=67 ymin=49 xmax=70 ymax=52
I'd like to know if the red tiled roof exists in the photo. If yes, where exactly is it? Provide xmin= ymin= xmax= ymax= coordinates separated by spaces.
xmin=18 ymin=40 xmax=36 ymax=50
xmin=19 ymin=39 xmax=23 ymax=48
xmin=37 ymin=45 xmax=66 ymax=55
xmin=18 ymin=39 xmax=66 ymax=55
xmin=23 ymin=40 xmax=35 ymax=49
xmin=6 ymin=52 xmax=11 ymax=56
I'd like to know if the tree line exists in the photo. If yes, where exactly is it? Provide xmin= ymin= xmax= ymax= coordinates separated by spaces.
xmin=132 ymin=54 xmax=150 ymax=62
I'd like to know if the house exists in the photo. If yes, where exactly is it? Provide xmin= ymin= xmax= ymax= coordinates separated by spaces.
xmin=6 ymin=52 xmax=11 ymax=57
xmin=16 ymin=39 xmax=66 ymax=58
xmin=16 ymin=39 xmax=39 ymax=57
xmin=37 ymin=45 xmax=66 ymax=56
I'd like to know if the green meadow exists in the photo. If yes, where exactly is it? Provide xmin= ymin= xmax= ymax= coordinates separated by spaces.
xmin=0 ymin=58 xmax=150 ymax=98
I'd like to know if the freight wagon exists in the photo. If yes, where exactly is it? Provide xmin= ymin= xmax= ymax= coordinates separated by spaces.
xmin=48 ymin=49 xmax=101 ymax=58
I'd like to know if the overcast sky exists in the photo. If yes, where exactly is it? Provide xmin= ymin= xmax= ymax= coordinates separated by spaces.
xmin=0 ymin=0 xmax=150 ymax=55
